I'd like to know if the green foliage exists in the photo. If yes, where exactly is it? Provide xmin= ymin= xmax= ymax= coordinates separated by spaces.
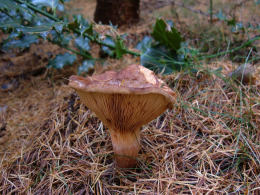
xmin=48 ymin=52 xmax=76 ymax=69
xmin=151 ymin=18 xmax=182 ymax=52
xmin=101 ymin=35 xmax=127 ymax=58
xmin=0 ymin=0 xmax=138 ymax=74
xmin=0 ymin=0 xmax=258 ymax=75
xmin=136 ymin=36 xmax=152 ymax=52
xmin=215 ymin=9 xmax=259 ymax=33
xmin=78 ymin=60 xmax=95 ymax=75
xmin=31 ymin=0 xmax=59 ymax=9
xmin=137 ymin=19 xmax=193 ymax=74
xmin=141 ymin=47 xmax=179 ymax=74
xmin=1 ymin=34 xmax=38 ymax=51
xmin=50 ymin=30 xmax=71 ymax=46
xmin=74 ymin=36 xmax=90 ymax=51
xmin=0 ymin=0 xmax=20 ymax=10
xmin=101 ymin=36 xmax=115 ymax=56
xmin=67 ymin=14 xmax=92 ymax=35
xmin=114 ymin=37 xmax=127 ymax=59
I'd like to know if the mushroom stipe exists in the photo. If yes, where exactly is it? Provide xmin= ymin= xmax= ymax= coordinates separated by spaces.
xmin=69 ymin=64 xmax=175 ymax=168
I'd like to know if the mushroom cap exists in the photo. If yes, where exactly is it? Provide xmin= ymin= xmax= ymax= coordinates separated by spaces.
xmin=69 ymin=64 xmax=175 ymax=132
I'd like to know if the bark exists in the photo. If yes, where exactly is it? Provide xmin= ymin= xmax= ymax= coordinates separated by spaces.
xmin=94 ymin=0 xmax=140 ymax=26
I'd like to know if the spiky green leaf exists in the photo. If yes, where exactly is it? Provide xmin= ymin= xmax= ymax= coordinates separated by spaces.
xmin=78 ymin=60 xmax=95 ymax=75
xmin=74 ymin=36 xmax=90 ymax=51
xmin=1 ymin=34 xmax=38 ymax=51
xmin=101 ymin=36 xmax=115 ymax=56
xmin=151 ymin=18 xmax=182 ymax=52
xmin=31 ymin=0 xmax=59 ymax=9
xmin=48 ymin=52 xmax=76 ymax=69
xmin=136 ymin=36 xmax=153 ymax=53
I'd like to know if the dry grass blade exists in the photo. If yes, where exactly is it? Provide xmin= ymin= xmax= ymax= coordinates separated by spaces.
xmin=0 ymin=62 xmax=259 ymax=194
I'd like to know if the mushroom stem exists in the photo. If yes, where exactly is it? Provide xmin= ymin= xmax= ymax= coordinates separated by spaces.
xmin=109 ymin=129 xmax=140 ymax=168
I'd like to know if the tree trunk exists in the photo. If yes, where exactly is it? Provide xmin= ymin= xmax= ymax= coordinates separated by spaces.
xmin=94 ymin=0 xmax=140 ymax=26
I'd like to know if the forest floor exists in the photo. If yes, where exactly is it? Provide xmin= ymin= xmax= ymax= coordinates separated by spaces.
xmin=0 ymin=0 xmax=259 ymax=194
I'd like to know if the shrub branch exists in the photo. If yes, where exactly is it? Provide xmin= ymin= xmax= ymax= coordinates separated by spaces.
xmin=13 ymin=0 xmax=141 ymax=57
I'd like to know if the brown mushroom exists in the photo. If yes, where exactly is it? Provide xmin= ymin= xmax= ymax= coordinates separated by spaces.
xmin=69 ymin=64 xmax=175 ymax=168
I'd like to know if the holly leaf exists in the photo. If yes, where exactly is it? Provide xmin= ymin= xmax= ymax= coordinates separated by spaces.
xmin=0 ymin=0 xmax=21 ymax=10
xmin=48 ymin=52 xmax=76 ymax=69
xmin=74 ymin=36 xmax=90 ymax=51
xmin=1 ymin=34 xmax=38 ymax=51
xmin=54 ymin=23 xmax=64 ymax=33
xmin=101 ymin=36 xmax=115 ymax=56
xmin=81 ymin=24 xmax=94 ymax=37
xmin=78 ymin=60 xmax=95 ymax=75
xmin=68 ymin=14 xmax=90 ymax=34
xmin=31 ymin=0 xmax=59 ymax=9
xmin=136 ymin=36 xmax=153 ymax=52
xmin=151 ymin=19 xmax=182 ymax=52
xmin=50 ymin=30 xmax=72 ymax=47
xmin=0 ymin=21 xmax=21 ymax=29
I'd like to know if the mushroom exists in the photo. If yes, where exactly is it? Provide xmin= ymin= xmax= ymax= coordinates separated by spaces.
xmin=69 ymin=64 xmax=175 ymax=168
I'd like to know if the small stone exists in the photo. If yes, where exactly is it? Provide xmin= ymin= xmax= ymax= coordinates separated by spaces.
xmin=228 ymin=63 xmax=255 ymax=85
